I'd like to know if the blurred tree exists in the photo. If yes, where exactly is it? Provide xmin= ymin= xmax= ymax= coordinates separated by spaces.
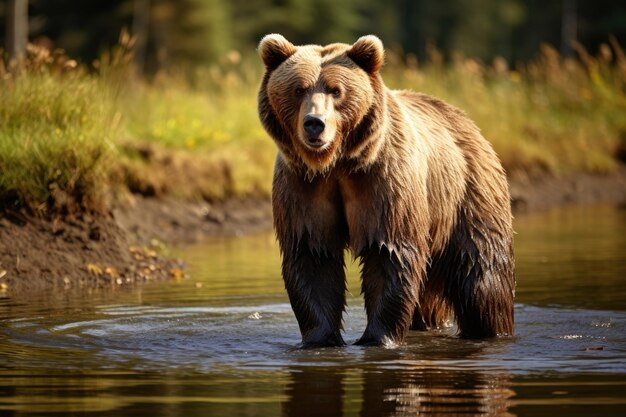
xmin=450 ymin=0 xmax=525 ymax=61
xmin=561 ymin=0 xmax=577 ymax=56
xmin=26 ymin=0 xmax=132 ymax=62
xmin=5 ymin=0 xmax=28 ymax=56
xmin=132 ymin=0 xmax=150 ymax=71
xmin=514 ymin=0 xmax=626 ymax=62
xmin=231 ymin=0 xmax=367 ymax=46
xmin=512 ymin=0 xmax=562 ymax=62
xmin=148 ymin=0 xmax=232 ymax=70
xmin=1 ymin=0 xmax=625 ymax=69
xmin=358 ymin=0 xmax=526 ymax=62
xmin=387 ymin=0 xmax=525 ymax=62
xmin=577 ymin=0 xmax=626 ymax=51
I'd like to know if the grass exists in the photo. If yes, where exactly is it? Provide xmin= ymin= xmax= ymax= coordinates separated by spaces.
xmin=119 ymin=64 xmax=274 ymax=199
xmin=1 ymin=37 xmax=625 ymax=214
xmin=0 ymin=49 xmax=121 ymax=212
xmin=384 ymin=40 xmax=626 ymax=175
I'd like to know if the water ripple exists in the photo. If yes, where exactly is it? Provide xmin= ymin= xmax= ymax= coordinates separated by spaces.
xmin=2 ymin=302 xmax=625 ymax=376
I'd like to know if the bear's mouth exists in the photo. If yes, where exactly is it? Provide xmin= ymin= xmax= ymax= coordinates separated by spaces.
xmin=304 ymin=136 xmax=329 ymax=150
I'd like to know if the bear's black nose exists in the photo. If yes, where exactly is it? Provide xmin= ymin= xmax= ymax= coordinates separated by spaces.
xmin=303 ymin=114 xmax=326 ymax=137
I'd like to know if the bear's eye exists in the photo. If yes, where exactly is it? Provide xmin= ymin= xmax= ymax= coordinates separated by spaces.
xmin=294 ymin=87 xmax=307 ymax=97
xmin=328 ymin=87 xmax=342 ymax=98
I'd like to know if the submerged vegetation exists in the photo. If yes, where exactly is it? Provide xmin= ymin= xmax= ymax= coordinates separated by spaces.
xmin=1 ymin=34 xmax=625 ymax=214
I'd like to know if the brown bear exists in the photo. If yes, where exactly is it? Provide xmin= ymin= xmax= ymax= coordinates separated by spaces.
xmin=257 ymin=34 xmax=515 ymax=347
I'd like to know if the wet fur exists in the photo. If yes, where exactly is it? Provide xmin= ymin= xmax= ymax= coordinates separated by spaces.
xmin=258 ymin=34 xmax=515 ymax=347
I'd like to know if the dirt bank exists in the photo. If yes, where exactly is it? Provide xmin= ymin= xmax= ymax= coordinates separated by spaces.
xmin=1 ymin=169 xmax=625 ymax=294
xmin=0 ymin=210 xmax=186 ymax=293
xmin=508 ymin=169 xmax=626 ymax=213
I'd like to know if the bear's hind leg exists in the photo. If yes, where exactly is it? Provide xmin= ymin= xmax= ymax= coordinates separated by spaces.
xmin=282 ymin=238 xmax=347 ymax=347
xmin=411 ymin=265 xmax=454 ymax=331
xmin=445 ymin=209 xmax=515 ymax=338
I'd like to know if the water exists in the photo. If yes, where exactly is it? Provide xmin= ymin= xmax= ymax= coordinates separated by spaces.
xmin=1 ymin=205 xmax=625 ymax=416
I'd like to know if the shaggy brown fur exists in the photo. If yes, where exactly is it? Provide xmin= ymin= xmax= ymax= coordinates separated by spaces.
xmin=258 ymin=34 xmax=515 ymax=347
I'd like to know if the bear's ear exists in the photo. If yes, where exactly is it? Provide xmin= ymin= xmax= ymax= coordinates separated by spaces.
xmin=258 ymin=34 xmax=297 ymax=71
xmin=347 ymin=35 xmax=385 ymax=74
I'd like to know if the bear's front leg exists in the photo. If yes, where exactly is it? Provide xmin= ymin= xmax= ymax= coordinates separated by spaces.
xmin=281 ymin=238 xmax=347 ymax=347
xmin=272 ymin=156 xmax=349 ymax=348
xmin=356 ymin=245 xmax=426 ymax=347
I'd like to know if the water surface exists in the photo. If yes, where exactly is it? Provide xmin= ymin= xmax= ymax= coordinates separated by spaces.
xmin=1 ymin=205 xmax=625 ymax=416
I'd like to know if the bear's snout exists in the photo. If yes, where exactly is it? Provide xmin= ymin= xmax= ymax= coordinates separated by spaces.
xmin=303 ymin=114 xmax=326 ymax=146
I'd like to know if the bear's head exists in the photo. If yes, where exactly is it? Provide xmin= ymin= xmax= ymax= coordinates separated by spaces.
xmin=258 ymin=34 xmax=387 ymax=175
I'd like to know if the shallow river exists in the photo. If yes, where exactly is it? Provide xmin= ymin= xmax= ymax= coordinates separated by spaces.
xmin=1 ymin=205 xmax=625 ymax=416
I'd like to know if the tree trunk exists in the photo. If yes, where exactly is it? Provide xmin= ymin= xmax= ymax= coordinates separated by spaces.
xmin=6 ymin=0 xmax=28 ymax=57
xmin=561 ymin=0 xmax=577 ymax=56
xmin=132 ymin=0 xmax=151 ymax=73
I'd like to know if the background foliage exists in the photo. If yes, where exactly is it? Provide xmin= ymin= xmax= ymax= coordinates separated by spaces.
xmin=1 ymin=0 xmax=626 ymax=71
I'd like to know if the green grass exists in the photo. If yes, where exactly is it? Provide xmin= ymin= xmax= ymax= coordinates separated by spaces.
xmin=0 ymin=60 xmax=120 ymax=212
xmin=119 ymin=67 xmax=274 ymax=199
xmin=1 ymin=40 xmax=625 ymax=213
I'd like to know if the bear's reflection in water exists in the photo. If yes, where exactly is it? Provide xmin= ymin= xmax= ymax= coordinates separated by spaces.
xmin=281 ymin=342 xmax=514 ymax=417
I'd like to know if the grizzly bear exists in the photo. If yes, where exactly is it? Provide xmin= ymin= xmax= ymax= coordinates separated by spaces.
xmin=257 ymin=34 xmax=515 ymax=347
